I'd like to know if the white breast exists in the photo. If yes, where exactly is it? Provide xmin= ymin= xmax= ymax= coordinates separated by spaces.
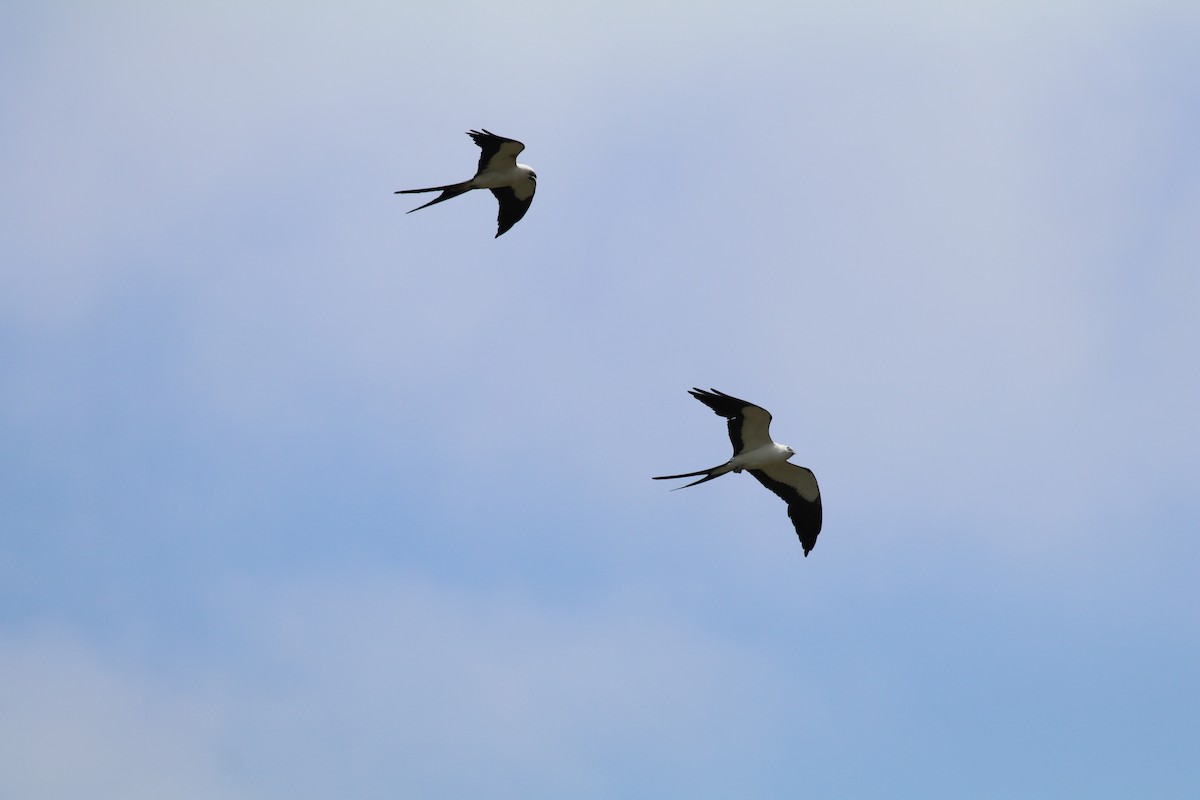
xmin=731 ymin=442 xmax=792 ymax=471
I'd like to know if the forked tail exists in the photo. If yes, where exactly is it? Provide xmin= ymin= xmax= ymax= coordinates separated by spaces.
xmin=395 ymin=181 xmax=473 ymax=213
xmin=652 ymin=462 xmax=734 ymax=490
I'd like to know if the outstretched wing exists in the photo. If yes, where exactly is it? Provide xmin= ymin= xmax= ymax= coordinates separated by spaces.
xmin=748 ymin=462 xmax=823 ymax=556
xmin=687 ymin=388 xmax=774 ymax=456
xmin=468 ymin=129 xmax=525 ymax=176
xmin=490 ymin=183 xmax=535 ymax=238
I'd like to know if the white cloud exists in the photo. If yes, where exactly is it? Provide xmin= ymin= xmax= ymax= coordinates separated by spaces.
xmin=0 ymin=630 xmax=247 ymax=800
xmin=218 ymin=573 xmax=801 ymax=797
xmin=0 ymin=577 xmax=808 ymax=800
xmin=2 ymin=3 xmax=1198 ymax=795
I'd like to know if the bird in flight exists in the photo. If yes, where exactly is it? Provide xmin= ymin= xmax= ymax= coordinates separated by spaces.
xmin=395 ymin=129 xmax=537 ymax=238
xmin=654 ymin=388 xmax=823 ymax=556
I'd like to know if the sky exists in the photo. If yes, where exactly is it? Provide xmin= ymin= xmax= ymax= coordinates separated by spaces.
xmin=2 ymin=1 xmax=1199 ymax=797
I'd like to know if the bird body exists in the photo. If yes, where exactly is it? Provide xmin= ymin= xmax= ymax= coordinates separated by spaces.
xmin=396 ymin=129 xmax=536 ymax=237
xmin=655 ymin=441 xmax=795 ymax=488
xmin=654 ymin=388 xmax=823 ymax=555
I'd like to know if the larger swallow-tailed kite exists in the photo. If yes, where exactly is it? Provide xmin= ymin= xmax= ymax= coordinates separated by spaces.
xmin=395 ymin=129 xmax=536 ymax=238
xmin=654 ymin=388 xmax=823 ymax=556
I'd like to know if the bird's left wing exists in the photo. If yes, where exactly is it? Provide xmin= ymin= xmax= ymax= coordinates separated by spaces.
xmin=489 ymin=185 xmax=535 ymax=237
xmin=748 ymin=462 xmax=823 ymax=556
xmin=468 ymin=129 xmax=525 ymax=175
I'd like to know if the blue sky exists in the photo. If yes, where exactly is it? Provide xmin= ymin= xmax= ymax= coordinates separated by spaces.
xmin=2 ymin=2 xmax=1198 ymax=797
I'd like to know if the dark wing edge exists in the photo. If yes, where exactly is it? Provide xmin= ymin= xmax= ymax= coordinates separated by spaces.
xmin=687 ymin=388 xmax=761 ymax=454
xmin=489 ymin=187 xmax=534 ymax=237
xmin=748 ymin=467 xmax=823 ymax=556
xmin=468 ymin=129 xmax=523 ymax=175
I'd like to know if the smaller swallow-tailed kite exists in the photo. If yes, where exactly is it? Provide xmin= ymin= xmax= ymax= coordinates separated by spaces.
xmin=654 ymin=388 xmax=824 ymax=556
xmin=395 ymin=129 xmax=536 ymax=238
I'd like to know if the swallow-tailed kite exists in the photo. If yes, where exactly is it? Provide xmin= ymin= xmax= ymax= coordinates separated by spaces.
xmin=395 ymin=129 xmax=536 ymax=238
xmin=654 ymin=388 xmax=823 ymax=556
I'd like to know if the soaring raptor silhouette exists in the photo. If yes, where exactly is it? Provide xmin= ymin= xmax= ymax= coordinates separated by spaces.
xmin=654 ymin=388 xmax=823 ymax=556
xmin=396 ymin=129 xmax=536 ymax=237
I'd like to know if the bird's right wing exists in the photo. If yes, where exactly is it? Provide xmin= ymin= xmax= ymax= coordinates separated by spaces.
xmin=468 ymin=129 xmax=525 ymax=175
xmin=687 ymin=388 xmax=774 ymax=455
